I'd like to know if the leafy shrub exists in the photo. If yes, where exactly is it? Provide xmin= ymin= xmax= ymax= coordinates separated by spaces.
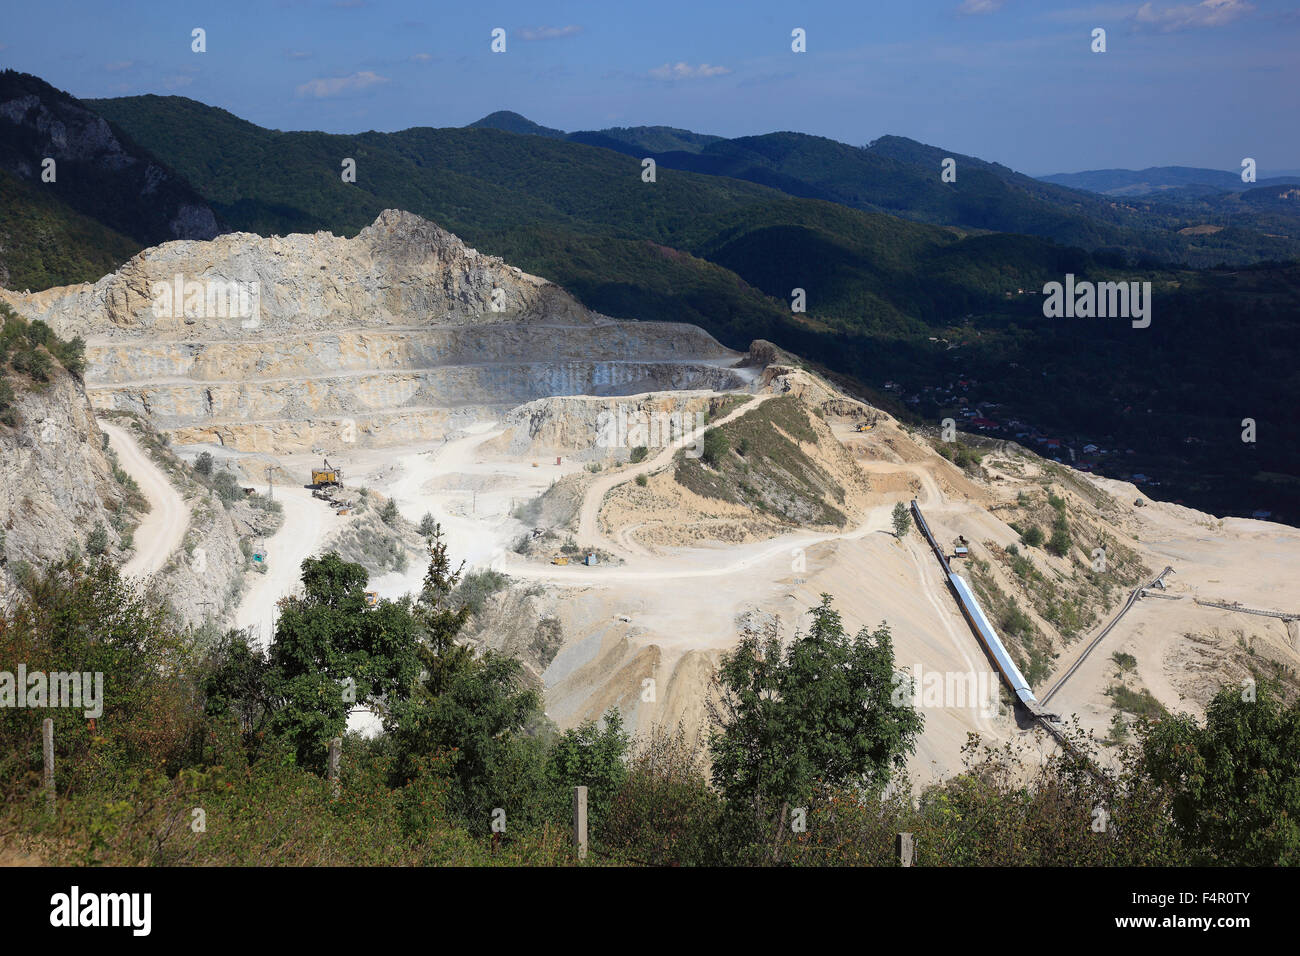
xmin=85 ymin=521 xmax=109 ymax=557
xmin=211 ymin=470 xmax=242 ymax=506
xmin=452 ymin=569 xmax=509 ymax=617
xmin=1047 ymin=524 xmax=1072 ymax=558
xmin=700 ymin=427 xmax=728 ymax=466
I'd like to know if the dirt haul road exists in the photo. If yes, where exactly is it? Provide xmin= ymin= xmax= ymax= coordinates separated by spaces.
xmin=576 ymin=393 xmax=774 ymax=551
xmin=99 ymin=421 xmax=189 ymax=580
xmin=234 ymin=484 xmax=333 ymax=648
xmin=500 ymin=460 xmax=942 ymax=585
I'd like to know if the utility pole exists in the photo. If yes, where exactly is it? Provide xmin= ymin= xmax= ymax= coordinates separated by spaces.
xmin=42 ymin=718 xmax=55 ymax=814
xmin=573 ymin=786 xmax=588 ymax=861
xmin=266 ymin=465 xmax=274 ymax=500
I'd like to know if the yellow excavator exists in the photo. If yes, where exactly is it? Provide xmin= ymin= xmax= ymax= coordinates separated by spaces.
xmin=311 ymin=457 xmax=343 ymax=488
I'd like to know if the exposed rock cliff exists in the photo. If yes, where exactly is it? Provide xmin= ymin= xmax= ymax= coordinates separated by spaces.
xmin=0 ymin=366 xmax=132 ymax=589
xmin=0 ymin=70 xmax=220 ymax=246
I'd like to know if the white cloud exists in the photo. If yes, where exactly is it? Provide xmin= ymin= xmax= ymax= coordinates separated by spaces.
xmin=957 ymin=0 xmax=1006 ymax=14
xmin=163 ymin=74 xmax=195 ymax=90
xmin=410 ymin=53 xmax=432 ymax=63
xmin=648 ymin=62 xmax=732 ymax=80
xmin=517 ymin=25 xmax=583 ymax=41
xmin=295 ymin=71 xmax=390 ymax=98
xmin=1134 ymin=0 xmax=1255 ymax=31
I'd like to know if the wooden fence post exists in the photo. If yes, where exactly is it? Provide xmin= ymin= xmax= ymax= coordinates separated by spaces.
xmin=328 ymin=737 xmax=341 ymax=801
xmin=896 ymin=832 xmax=915 ymax=867
xmin=42 ymin=718 xmax=55 ymax=813
xmin=572 ymin=786 xmax=588 ymax=861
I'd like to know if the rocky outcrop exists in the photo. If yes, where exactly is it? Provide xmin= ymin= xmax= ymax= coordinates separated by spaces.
xmin=0 ymin=70 xmax=220 ymax=244
xmin=0 ymin=367 xmax=130 ymax=585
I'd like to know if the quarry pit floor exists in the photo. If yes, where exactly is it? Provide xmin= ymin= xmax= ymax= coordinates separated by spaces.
xmin=106 ymin=395 xmax=1300 ymax=787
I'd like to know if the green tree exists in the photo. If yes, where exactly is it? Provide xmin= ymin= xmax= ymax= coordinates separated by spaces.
xmin=709 ymin=596 xmax=923 ymax=858
xmin=1021 ymin=525 xmax=1045 ymax=548
xmin=211 ymin=469 xmax=241 ymax=504
xmin=546 ymin=710 xmax=631 ymax=827
xmin=24 ymin=319 xmax=53 ymax=349
xmin=388 ymin=524 xmax=547 ymax=826
xmin=417 ymin=512 xmax=437 ymax=539
xmin=892 ymin=501 xmax=912 ymax=538
xmin=410 ymin=524 xmax=474 ymax=698
xmin=380 ymin=498 xmax=399 ymax=526
xmin=26 ymin=348 xmax=53 ymax=382
xmin=266 ymin=552 xmax=422 ymax=770
xmin=0 ymin=555 xmax=194 ymax=792
xmin=194 ymin=451 xmax=214 ymax=477
xmin=51 ymin=335 xmax=85 ymax=378
xmin=1139 ymin=679 xmax=1300 ymax=864
xmin=392 ymin=650 xmax=544 ymax=828
xmin=202 ymin=630 xmax=278 ymax=757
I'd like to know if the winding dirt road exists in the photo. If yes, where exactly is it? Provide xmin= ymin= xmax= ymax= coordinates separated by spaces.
xmin=99 ymin=420 xmax=189 ymax=580
xmin=576 ymin=393 xmax=772 ymax=549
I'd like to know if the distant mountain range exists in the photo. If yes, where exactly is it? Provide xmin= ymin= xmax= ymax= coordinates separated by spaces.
xmin=1040 ymin=165 xmax=1300 ymax=198
xmin=0 ymin=79 xmax=1296 ymax=522
xmin=462 ymin=111 xmax=1300 ymax=269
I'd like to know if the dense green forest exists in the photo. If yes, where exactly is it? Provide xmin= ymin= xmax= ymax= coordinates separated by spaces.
xmin=471 ymin=110 xmax=1300 ymax=267
xmin=0 ymin=169 xmax=141 ymax=292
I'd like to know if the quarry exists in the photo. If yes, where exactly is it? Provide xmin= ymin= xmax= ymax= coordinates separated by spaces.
xmin=2 ymin=210 xmax=1297 ymax=785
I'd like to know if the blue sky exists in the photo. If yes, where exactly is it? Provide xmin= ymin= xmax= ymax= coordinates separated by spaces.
xmin=2 ymin=0 xmax=1296 ymax=175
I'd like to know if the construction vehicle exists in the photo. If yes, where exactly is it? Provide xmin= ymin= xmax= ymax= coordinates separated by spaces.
xmin=551 ymin=556 xmax=569 ymax=566
xmin=854 ymin=421 xmax=877 ymax=433
xmin=311 ymin=457 xmax=343 ymax=489
xmin=364 ymin=591 xmax=379 ymax=607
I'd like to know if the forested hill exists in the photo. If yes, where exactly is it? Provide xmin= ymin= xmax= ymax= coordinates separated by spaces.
xmin=454 ymin=112 xmax=1300 ymax=269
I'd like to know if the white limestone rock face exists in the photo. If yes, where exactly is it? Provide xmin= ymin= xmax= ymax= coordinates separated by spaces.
xmin=2 ymin=210 xmax=743 ymax=450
